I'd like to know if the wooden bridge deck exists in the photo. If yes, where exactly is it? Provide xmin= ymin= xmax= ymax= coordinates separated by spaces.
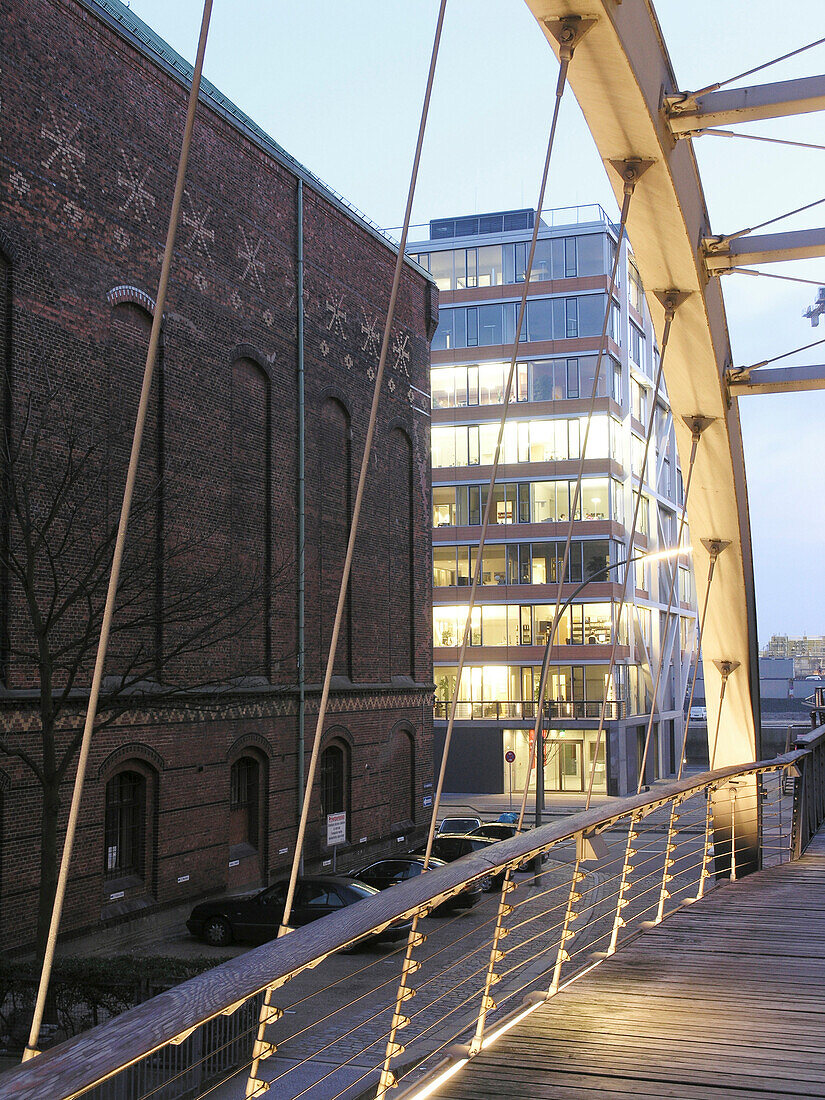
xmin=433 ymin=829 xmax=825 ymax=1099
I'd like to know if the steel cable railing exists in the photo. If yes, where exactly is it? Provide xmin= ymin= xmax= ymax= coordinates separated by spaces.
xmin=2 ymin=732 xmax=823 ymax=1100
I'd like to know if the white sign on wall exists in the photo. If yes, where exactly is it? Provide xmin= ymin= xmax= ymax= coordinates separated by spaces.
xmin=327 ymin=811 xmax=347 ymax=847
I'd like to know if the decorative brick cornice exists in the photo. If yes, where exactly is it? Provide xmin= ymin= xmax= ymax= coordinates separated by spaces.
xmin=0 ymin=685 xmax=433 ymax=736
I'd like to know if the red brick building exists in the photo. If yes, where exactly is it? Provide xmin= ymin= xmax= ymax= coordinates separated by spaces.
xmin=0 ymin=0 xmax=436 ymax=951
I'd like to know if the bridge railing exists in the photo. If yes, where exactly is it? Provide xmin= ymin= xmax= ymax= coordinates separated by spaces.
xmin=794 ymin=723 xmax=825 ymax=855
xmin=3 ymin=730 xmax=824 ymax=1100
xmin=433 ymin=698 xmax=626 ymax=720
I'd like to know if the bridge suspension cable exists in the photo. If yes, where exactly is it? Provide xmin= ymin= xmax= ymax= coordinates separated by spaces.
xmin=22 ymin=0 xmax=216 ymax=1066
xmin=524 ymin=160 xmax=643 ymax=835
xmin=729 ymin=268 xmax=825 ymax=289
xmin=636 ymin=420 xmax=705 ymax=793
xmin=584 ymin=292 xmax=688 ymax=811
xmin=380 ymin=18 xmax=593 ymax=1087
xmin=695 ymin=128 xmax=825 ymax=153
xmin=245 ymin=3 xmax=449 ymax=1096
xmin=688 ymin=35 xmax=825 ymax=99
xmin=717 ymin=195 xmax=825 ymax=244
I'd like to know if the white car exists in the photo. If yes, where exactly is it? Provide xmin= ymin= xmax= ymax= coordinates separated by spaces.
xmin=689 ymin=706 xmax=707 ymax=722
xmin=436 ymin=815 xmax=482 ymax=835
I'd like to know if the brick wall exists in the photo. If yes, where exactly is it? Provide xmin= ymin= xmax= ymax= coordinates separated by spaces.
xmin=0 ymin=0 xmax=435 ymax=950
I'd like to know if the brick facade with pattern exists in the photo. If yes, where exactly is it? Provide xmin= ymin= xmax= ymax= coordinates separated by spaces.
xmin=0 ymin=0 xmax=436 ymax=950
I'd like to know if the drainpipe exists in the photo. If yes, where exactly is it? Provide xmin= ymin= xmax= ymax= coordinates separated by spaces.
xmin=297 ymin=179 xmax=306 ymax=848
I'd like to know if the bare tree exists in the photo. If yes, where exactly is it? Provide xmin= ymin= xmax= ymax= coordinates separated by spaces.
xmin=0 ymin=369 xmax=291 ymax=959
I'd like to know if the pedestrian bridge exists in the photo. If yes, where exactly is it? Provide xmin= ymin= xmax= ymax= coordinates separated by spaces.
xmin=431 ymin=819 xmax=825 ymax=1100
xmin=4 ymin=2 xmax=825 ymax=1097
xmin=2 ymin=724 xmax=823 ymax=1100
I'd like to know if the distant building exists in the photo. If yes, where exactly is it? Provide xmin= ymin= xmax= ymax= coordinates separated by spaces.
xmin=763 ymin=635 xmax=825 ymax=677
xmin=409 ymin=208 xmax=698 ymax=797
xmin=0 ymin=0 xmax=435 ymax=951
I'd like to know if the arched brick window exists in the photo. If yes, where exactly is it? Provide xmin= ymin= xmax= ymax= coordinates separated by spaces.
xmin=0 ymin=247 xmax=11 ymax=684
xmin=388 ymin=727 xmax=415 ymax=824
xmin=314 ymin=399 xmax=351 ymax=679
xmin=104 ymin=770 xmax=146 ymax=879
xmin=230 ymin=755 xmax=260 ymax=850
xmin=230 ymin=357 xmax=271 ymax=679
xmin=320 ymin=740 xmax=350 ymax=824
xmin=386 ymin=428 xmax=414 ymax=677
xmin=106 ymin=297 xmax=161 ymax=677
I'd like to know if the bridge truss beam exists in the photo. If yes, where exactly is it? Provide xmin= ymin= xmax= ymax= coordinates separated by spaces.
xmin=704 ymin=227 xmax=825 ymax=273
xmin=525 ymin=0 xmax=765 ymax=869
xmin=665 ymin=74 xmax=825 ymax=135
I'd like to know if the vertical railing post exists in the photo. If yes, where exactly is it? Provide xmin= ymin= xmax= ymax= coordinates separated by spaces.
xmin=550 ymin=855 xmax=585 ymax=994
xmin=729 ymin=784 xmax=738 ymax=882
xmin=608 ymin=811 xmax=641 ymax=956
xmin=695 ymin=786 xmax=714 ymax=901
xmin=805 ymin=747 xmax=814 ymax=851
xmin=655 ymin=796 xmax=681 ymax=924
xmin=792 ymin=753 xmax=806 ymax=859
xmin=468 ymin=874 xmax=516 ymax=1055
xmin=246 ymin=986 xmax=282 ymax=1098
xmin=376 ymin=924 xmax=427 ymax=1097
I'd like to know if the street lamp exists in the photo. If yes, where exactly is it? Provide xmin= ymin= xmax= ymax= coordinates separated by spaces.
xmin=532 ymin=545 xmax=692 ymax=829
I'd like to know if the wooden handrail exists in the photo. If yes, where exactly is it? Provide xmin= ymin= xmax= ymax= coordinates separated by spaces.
xmin=0 ymin=752 xmax=807 ymax=1100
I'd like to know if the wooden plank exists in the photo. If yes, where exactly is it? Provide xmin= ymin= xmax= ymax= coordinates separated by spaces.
xmin=432 ymin=822 xmax=825 ymax=1099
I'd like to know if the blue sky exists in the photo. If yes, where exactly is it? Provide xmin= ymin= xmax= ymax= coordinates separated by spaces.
xmin=128 ymin=0 xmax=825 ymax=640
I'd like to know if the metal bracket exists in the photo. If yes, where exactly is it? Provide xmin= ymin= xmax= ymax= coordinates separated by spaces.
xmin=700 ymin=538 xmax=731 ymax=561
xmin=543 ymin=17 xmax=597 ymax=61
xmin=577 ymin=830 xmax=611 ymax=863
xmin=607 ymin=158 xmax=655 ymax=196
xmin=682 ymin=414 xmax=715 ymax=441
xmin=653 ymin=289 xmax=691 ymax=320
xmin=663 ymin=90 xmax=699 ymax=116
xmin=713 ymin=659 xmax=740 ymax=680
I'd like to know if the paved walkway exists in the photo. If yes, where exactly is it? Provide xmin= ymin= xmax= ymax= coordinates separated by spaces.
xmin=431 ymin=828 xmax=825 ymax=1099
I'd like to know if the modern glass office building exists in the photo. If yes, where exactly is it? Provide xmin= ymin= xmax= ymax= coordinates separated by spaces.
xmin=409 ymin=206 xmax=698 ymax=797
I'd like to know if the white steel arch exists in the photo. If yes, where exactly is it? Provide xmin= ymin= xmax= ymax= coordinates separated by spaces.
xmin=524 ymin=0 xmax=763 ymax=787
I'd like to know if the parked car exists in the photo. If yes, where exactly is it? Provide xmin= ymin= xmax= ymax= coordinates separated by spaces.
xmin=352 ymin=855 xmax=481 ymax=914
xmin=186 ymin=874 xmax=412 ymax=947
xmin=469 ymin=822 xmax=535 ymax=870
xmin=414 ymin=833 xmax=505 ymax=892
xmin=436 ymin=816 xmax=482 ymax=835
xmin=469 ymin=822 xmax=519 ymax=842
xmin=689 ymin=706 xmax=707 ymax=721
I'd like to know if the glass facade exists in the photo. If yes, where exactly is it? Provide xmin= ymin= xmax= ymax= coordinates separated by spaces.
xmin=432 ymin=480 xmax=625 ymax=527
xmin=418 ymin=208 xmax=697 ymax=798
xmin=430 ymin=356 xmax=623 ymax=409
xmin=431 ymin=414 xmax=621 ymax=468
xmin=432 ymin=295 xmax=621 ymax=351
xmin=411 ymin=233 xmax=606 ymax=291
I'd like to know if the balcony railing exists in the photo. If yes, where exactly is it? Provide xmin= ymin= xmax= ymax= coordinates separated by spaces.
xmin=4 ymin=724 xmax=824 ymax=1100
xmin=433 ymin=698 xmax=627 ymax=721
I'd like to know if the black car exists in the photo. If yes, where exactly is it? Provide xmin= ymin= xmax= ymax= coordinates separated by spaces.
xmin=469 ymin=822 xmax=519 ymax=842
xmin=186 ymin=874 xmax=412 ymax=947
xmin=469 ymin=822 xmax=534 ymax=870
xmin=352 ymin=855 xmax=481 ymax=914
xmin=413 ymin=834 xmax=505 ymax=892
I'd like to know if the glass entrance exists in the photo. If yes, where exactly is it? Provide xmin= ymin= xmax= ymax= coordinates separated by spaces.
xmin=559 ymin=739 xmax=584 ymax=791
xmin=504 ymin=728 xmax=606 ymax=795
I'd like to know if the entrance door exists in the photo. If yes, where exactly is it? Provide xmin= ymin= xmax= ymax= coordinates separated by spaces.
xmin=559 ymin=740 xmax=584 ymax=791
